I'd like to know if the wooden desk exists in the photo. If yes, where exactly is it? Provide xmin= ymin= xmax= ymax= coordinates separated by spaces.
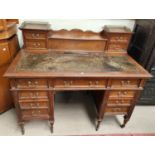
xmin=3 ymin=22 xmax=152 ymax=134
xmin=4 ymin=50 xmax=151 ymax=134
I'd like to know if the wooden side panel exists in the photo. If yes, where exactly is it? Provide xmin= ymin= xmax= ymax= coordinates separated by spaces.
xmin=48 ymin=38 xmax=107 ymax=52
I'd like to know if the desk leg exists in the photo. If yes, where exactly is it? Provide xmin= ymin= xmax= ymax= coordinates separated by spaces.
xmin=11 ymin=89 xmax=25 ymax=135
xmin=19 ymin=122 xmax=25 ymax=135
xmin=48 ymin=91 xmax=55 ymax=133
xmin=121 ymin=91 xmax=142 ymax=128
xmin=93 ymin=90 xmax=109 ymax=131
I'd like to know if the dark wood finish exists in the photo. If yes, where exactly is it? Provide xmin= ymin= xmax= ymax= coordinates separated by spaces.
xmin=4 ymin=22 xmax=152 ymax=134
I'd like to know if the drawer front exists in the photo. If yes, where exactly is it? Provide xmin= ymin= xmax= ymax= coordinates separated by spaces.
xmin=54 ymin=78 xmax=107 ymax=88
xmin=22 ymin=109 xmax=49 ymax=118
xmin=24 ymin=31 xmax=47 ymax=39
xmin=0 ymin=43 xmax=11 ymax=66
xmin=109 ymin=90 xmax=136 ymax=98
xmin=109 ymin=34 xmax=131 ymax=42
xmin=25 ymin=40 xmax=46 ymax=49
xmin=111 ymin=79 xmax=140 ymax=88
xmin=107 ymin=98 xmax=132 ymax=106
xmin=16 ymin=79 xmax=48 ymax=89
xmin=19 ymin=101 xmax=49 ymax=109
xmin=18 ymin=91 xmax=49 ymax=100
xmin=107 ymin=42 xmax=128 ymax=51
xmin=105 ymin=107 xmax=129 ymax=114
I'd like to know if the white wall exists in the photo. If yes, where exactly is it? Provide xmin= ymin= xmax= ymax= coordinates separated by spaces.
xmin=17 ymin=19 xmax=135 ymax=47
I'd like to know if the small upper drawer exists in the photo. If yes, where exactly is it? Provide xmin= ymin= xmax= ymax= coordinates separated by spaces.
xmin=54 ymin=78 xmax=107 ymax=89
xmin=0 ymin=43 xmax=11 ymax=66
xmin=16 ymin=79 xmax=48 ymax=89
xmin=24 ymin=31 xmax=47 ymax=39
xmin=107 ymin=42 xmax=128 ymax=51
xmin=109 ymin=34 xmax=130 ymax=42
xmin=25 ymin=40 xmax=46 ymax=49
xmin=110 ymin=79 xmax=140 ymax=88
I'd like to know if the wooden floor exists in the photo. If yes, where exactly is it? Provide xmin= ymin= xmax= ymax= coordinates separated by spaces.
xmin=0 ymin=91 xmax=155 ymax=136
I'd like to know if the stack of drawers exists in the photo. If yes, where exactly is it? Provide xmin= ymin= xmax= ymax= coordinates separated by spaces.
xmin=11 ymin=79 xmax=54 ymax=134
xmin=105 ymin=79 xmax=141 ymax=115
xmin=103 ymin=26 xmax=132 ymax=52
xmin=19 ymin=22 xmax=50 ymax=50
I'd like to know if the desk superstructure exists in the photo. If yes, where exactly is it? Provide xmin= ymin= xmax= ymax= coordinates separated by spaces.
xmin=4 ymin=22 xmax=152 ymax=134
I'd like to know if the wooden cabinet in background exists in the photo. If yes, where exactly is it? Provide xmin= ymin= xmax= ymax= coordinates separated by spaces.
xmin=0 ymin=19 xmax=19 ymax=113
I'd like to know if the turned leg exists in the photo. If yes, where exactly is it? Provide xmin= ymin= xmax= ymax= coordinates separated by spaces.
xmin=120 ymin=115 xmax=129 ymax=128
xmin=19 ymin=122 xmax=25 ymax=135
xmin=96 ymin=119 xmax=102 ymax=131
xmin=49 ymin=121 xmax=54 ymax=133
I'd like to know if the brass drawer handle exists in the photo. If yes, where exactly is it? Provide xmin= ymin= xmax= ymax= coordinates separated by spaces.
xmin=64 ymin=81 xmax=67 ymax=86
xmin=28 ymin=81 xmax=32 ymax=85
xmin=127 ymin=80 xmax=130 ymax=85
xmin=121 ymin=81 xmax=125 ymax=85
xmin=123 ymin=91 xmax=127 ymax=95
xmin=36 ymin=34 xmax=40 ymax=37
xmin=95 ymin=81 xmax=99 ymax=85
xmin=35 ymin=81 xmax=38 ymax=85
xmin=89 ymin=81 xmax=93 ymax=86
xmin=70 ymin=81 xmax=73 ymax=85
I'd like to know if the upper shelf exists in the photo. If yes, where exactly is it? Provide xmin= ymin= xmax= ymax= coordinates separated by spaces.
xmin=50 ymin=29 xmax=107 ymax=41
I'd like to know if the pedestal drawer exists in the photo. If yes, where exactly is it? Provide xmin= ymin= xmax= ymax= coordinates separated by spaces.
xmin=109 ymin=90 xmax=136 ymax=98
xmin=107 ymin=98 xmax=132 ymax=107
xmin=105 ymin=107 xmax=129 ymax=114
xmin=22 ymin=109 xmax=49 ymax=119
xmin=18 ymin=91 xmax=49 ymax=100
xmin=19 ymin=101 xmax=49 ymax=109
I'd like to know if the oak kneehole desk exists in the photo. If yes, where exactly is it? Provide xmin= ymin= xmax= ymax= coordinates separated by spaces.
xmin=4 ymin=50 xmax=152 ymax=134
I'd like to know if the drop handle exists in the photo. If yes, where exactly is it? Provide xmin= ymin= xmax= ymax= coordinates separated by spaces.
xmin=95 ymin=81 xmax=99 ymax=85
xmin=89 ymin=81 xmax=93 ymax=86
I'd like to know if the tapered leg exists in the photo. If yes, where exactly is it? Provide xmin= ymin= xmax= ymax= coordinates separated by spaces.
xmin=96 ymin=119 xmax=102 ymax=131
xmin=120 ymin=115 xmax=129 ymax=128
xmin=49 ymin=120 xmax=54 ymax=133
xmin=19 ymin=122 xmax=25 ymax=135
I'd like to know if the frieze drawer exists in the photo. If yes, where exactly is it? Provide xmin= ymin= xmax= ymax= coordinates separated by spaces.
xmin=16 ymin=79 xmax=48 ymax=89
xmin=54 ymin=78 xmax=107 ymax=88
xmin=110 ymin=79 xmax=140 ymax=88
